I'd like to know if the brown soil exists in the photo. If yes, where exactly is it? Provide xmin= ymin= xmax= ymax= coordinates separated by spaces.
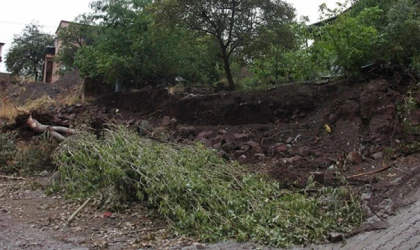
xmin=0 ymin=178 xmax=198 ymax=250
xmin=1 ymin=70 xmax=420 ymax=249
xmin=0 ymin=70 xmax=82 ymax=106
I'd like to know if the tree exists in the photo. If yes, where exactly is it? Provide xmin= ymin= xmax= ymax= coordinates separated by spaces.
xmin=310 ymin=3 xmax=385 ymax=75
xmin=75 ymin=0 xmax=157 ymax=85
xmin=55 ymin=14 xmax=97 ymax=74
xmin=5 ymin=23 xmax=54 ymax=81
xmin=156 ymin=0 xmax=296 ymax=90
xmin=75 ymin=0 xmax=221 ymax=87
xmin=386 ymin=0 xmax=420 ymax=66
xmin=252 ymin=21 xmax=326 ymax=82
xmin=312 ymin=0 xmax=420 ymax=74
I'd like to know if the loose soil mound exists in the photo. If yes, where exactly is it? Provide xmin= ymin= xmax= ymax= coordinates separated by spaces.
xmin=1 ymin=70 xmax=82 ymax=106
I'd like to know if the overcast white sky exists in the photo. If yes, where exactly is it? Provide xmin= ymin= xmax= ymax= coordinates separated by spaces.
xmin=0 ymin=0 xmax=343 ymax=73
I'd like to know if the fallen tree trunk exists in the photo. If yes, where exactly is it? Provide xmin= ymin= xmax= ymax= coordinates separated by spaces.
xmin=26 ymin=115 xmax=75 ymax=141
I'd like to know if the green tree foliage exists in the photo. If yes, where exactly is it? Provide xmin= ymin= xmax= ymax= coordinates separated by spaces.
xmin=156 ymin=0 xmax=296 ymax=90
xmin=386 ymin=0 xmax=420 ymax=67
xmin=73 ymin=0 xmax=420 ymax=87
xmin=54 ymin=127 xmax=363 ymax=247
xmin=252 ymin=0 xmax=420 ymax=82
xmin=321 ymin=0 xmax=420 ymax=72
xmin=350 ymin=0 xmax=393 ymax=27
xmin=312 ymin=4 xmax=385 ymax=75
xmin=75 ymin=0 xmax=220 ymax=87
xmin=5 ymin=23 xmax=54 ymax=81
xmin=252 ymin=21 xmax=325 ymax=82
xmin=55 ymin=15 xmax=97 ymax=74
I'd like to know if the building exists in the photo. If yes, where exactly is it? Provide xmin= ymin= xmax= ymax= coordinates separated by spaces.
xmin=42 ymin=21 xmax=71 ymax=83
xmin=0 ymin=43 xmax=4 ymax=63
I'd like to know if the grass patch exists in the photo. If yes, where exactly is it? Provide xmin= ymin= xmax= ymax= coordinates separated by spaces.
xmin=0 ymin=132 xmax=17 ymax=169
xmin=13 ymin=138 xmax=58 ymax=175
xmin=0 ymin=132 xmax=58 ymax=175
xmin=53 ymin=126 xmax=363 ymax=247
xmin=0 ymin=95 xmax=56 ymax=121
xmin=0 ymin=103 xmax=17 ymax=121
xmin=55 ymin=84 xmax=83 ymax=105
xmin=20 ymin=95 xmax=56 ymax=113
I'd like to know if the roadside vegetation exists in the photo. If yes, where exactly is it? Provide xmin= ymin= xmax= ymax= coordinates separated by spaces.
xmin=55 ymin=0 xmax=420 ymax=90
xmin=51 ymin=126 xmax=363 ymax=247
xmin=5 ymin=0 xmax=420 ymax=89
xmin=0 ymin=132 xmax=57 ymax=175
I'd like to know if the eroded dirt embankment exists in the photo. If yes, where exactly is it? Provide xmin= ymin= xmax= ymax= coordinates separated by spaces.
xmin=7 ymin=76 xmax=418 ymax=188
xmin=94 ymin=78 xmax=407 ymax=164
xmin=2 ymin=73 xmax=420 ymax=249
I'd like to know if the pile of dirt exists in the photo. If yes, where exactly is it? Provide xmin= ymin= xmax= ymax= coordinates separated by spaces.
xmin=1 ymin=70 xmax=82 ymax=106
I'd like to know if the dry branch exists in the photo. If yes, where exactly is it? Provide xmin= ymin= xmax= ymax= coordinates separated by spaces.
xmin=127 ymin=226 xmax=166 ymax=234
xmin=26 ymin=115 xmax=75 ymax=141
xmin=346 ymin=161 xmax=393 ymax=179
xmin=0 ymin=174 xmax=27 ymax=180
xmin=68 ymin=197 xmax=91 ymax=223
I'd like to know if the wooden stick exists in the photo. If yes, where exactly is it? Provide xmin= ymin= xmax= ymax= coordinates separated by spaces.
xmin=0 ymin=175 xmax=26 ymax=180
xmin=51 ymin=126 xmax=76 ymax=135
xmin=68 ymin=197 xmax=91 ymax=223
xmin=260 ymin=131 xmax=283 ymax=145
xmin=346 ymin=161 xmax=392 ymax=179
xmin=127 ymin=226 xmax=166 ymax=234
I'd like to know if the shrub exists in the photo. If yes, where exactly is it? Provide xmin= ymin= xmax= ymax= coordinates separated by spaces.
xmin=13 ymin=138 xmax=58 ymax=175
xmin=0 ymin=132 xmax=17 ymax=171
xmin=312 ymin=6 xmax=385 ymax=76
xmin=0 ymin=130 xmax=59 ymax=175
xmin=53 ymin=126 xmax=363 ymax=247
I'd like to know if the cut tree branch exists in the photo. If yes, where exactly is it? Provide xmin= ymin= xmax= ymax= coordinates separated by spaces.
xmin=68 ymin=197 xmax=91 ymax=224
xmin=26 ymin=115 xmax=76 ymax=141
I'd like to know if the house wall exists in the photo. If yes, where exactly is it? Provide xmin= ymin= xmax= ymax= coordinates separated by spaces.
xmin=42 ymin=54 xmax=55 ymax=83
xmin=55 ymin=21 xmax=69 ymax=58
xmin=42 ymin=21 xmax=71 ymax=83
